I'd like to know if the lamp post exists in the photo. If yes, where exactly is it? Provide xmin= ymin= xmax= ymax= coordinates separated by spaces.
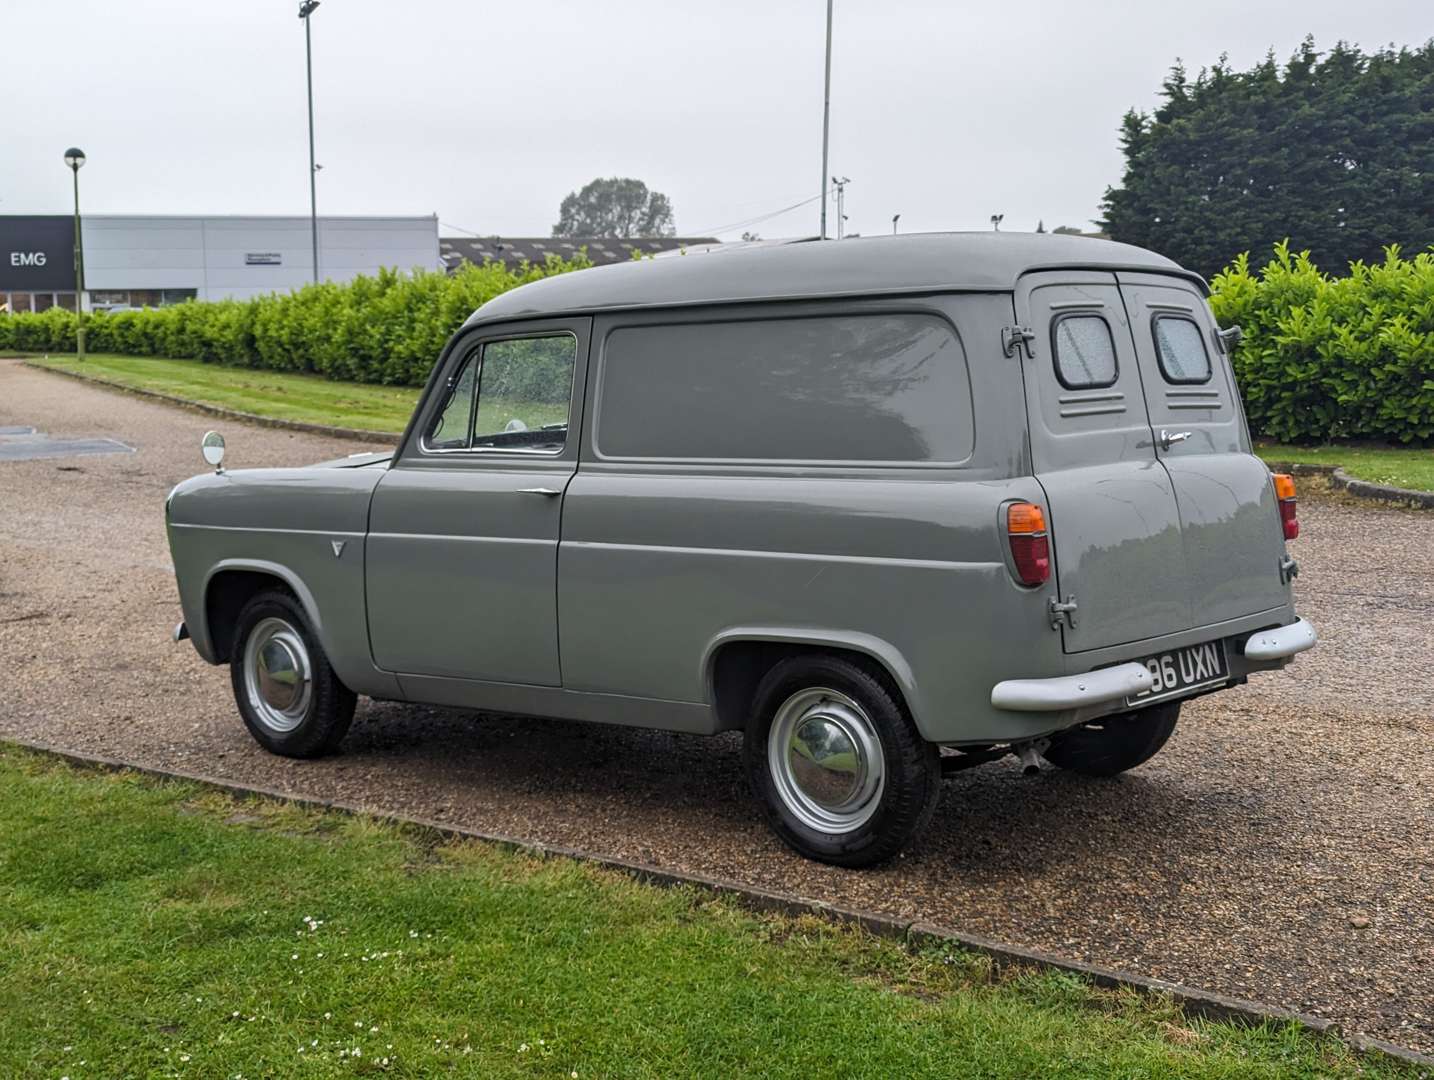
xmin=819 ymin=0 xmax=833 ymax=239
xmin=892 ymin=213 xmax=900 ymax=235
xmin=299 ymin=0 xmax=320 ymax=284
xmin=63 ymin=147 xmax=87 ymax=361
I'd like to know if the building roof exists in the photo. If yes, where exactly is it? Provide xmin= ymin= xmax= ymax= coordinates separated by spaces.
xmin=466 ymin=232 xmax=1198 ymax=326
xmin=440 ymin=235 xmax=719 ymax=273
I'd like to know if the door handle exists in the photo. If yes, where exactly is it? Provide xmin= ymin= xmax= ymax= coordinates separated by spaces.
xmin=517 ymin=486 xmax=563 ymax=497
xmin=1159 ymin=429 xmax=1192 ymax=451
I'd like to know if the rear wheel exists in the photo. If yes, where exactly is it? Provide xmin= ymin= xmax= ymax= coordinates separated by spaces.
xmin=230 ymin=590 xmax=356 ymax=759
xmin=743 ymin=655 xmax=941 ymax=868
xmin=1043 ymin=701 xmax=1179 ymax=777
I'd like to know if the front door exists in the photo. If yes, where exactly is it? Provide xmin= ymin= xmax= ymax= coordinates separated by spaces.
xmin=366 ymin=318 xmax=590 ymax=684
xmin=1016 ymin=271 xmax=1192 ymax=653
xmin=1116 ymin=273 xmax=1290 ymax=628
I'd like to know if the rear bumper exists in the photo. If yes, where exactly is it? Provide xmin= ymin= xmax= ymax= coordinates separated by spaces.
xmin=990 ymin=662 xmax=1152 ymax=712
xmin=990 ymin=618 xmax=1318 ymax=714
xmin=1242 ymin=617 xmax=1317 ymax=661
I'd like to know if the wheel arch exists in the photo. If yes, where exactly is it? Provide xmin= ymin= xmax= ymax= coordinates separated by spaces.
xmin=701 ymin=628 xmax=925 ymax=735
xmin=202 ymin=559 xmax=327 ymax=665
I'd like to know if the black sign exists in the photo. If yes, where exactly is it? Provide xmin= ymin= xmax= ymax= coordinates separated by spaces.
xmin=0 ymin=216 xmax=77 ymax=291
xmin=245 ymin=252 xmax=282 ymax=266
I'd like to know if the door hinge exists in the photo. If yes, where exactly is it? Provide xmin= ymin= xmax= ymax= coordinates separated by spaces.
xmin=1279 ymin=554 xmax=1299 ymax=584
xmin=1002 ymin=325 xmax=1036 ymax=359
xmin=1048 ymin=594 xmax=1078 ymax=630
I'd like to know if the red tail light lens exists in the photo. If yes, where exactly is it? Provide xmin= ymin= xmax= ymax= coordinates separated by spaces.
xmin=1007 ymin=502 xmax=1050 ymax=586
xmin=1272 ymin=473 xmax=1299 ymax=540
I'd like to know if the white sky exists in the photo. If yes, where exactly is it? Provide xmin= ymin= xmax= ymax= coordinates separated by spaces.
xmin=4 ymin=0 xmax=1429 ymax=239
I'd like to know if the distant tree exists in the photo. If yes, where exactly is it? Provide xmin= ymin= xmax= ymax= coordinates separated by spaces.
xmin=740 ymin=230 xmax=761 ymax=242
xmin=552 ymin=178 xmax=676 ymax=238
xmin=1100 ymin=38 xmax=1434 ymax=278
xmin=1035 ymin=219 xmax=1046 ymax=233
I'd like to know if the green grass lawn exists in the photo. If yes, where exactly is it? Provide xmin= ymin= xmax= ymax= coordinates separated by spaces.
xmin=1255 ymin=442 xmax=1434 ymax=493
xmin=20 ymin=352 xmax=420 ymax=433
xmin=0 ymin=747 xmax=1411 ymax=1079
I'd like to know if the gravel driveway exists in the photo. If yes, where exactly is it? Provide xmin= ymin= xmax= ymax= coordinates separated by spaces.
xmin=2 ymin=357 xmax=1430 ymax=1052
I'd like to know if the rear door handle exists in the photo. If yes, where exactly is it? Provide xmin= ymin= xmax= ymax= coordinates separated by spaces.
xmin=517 ymin=486 xmax=562 ymax=497
xmin=1159 ymin=429 xmax=1192 ymax=450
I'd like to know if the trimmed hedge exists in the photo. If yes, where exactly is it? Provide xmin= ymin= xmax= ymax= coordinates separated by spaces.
xmin=1211 ymin=242 xmax=1434 ymax=443
xmin=4 ymin=242 xmax=1432 ymax=444
xmin=0 ymin=255 xmax=590 ymax=387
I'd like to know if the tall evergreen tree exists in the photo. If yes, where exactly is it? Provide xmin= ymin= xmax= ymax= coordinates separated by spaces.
xmin=1101 ymin=38 xmax=1434 ymax=278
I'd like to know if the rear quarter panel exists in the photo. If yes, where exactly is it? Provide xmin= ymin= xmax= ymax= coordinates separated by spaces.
xmin=559 ymin=293 xmax=1069 ymax=743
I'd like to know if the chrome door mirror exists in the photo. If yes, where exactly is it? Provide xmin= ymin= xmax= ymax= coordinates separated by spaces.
xmin=201 ymin=431 xmax=226 ymax=472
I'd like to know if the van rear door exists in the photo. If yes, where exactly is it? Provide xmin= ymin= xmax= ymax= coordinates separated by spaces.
xmin=1117 ymin=273 xmax=1290 ymax=627
xmin=1015 ymin=271 xmax=1192 ymax=653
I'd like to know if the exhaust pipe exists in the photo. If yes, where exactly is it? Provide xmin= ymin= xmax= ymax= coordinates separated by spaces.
xmin=1014 ymin=738 xmax=1050 ymax=776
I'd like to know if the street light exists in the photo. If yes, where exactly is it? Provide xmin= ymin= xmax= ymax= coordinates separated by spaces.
xmin=891 ymin=213 xmax=901 ymax=235
xmin=64 ymin=147 xmax=87 ymax=361
xmin=819 ymin=0 xmax=833 ymax=239
xmin=299 ymin=0 xmax=320 ymax=284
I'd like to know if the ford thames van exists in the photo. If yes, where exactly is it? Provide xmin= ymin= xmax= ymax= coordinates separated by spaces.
xmin=167 ymin=233 xmax=1316 ymax=866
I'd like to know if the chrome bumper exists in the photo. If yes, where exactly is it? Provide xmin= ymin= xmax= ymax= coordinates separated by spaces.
xmin=1242 ymin=617 xmax=1317 ymax=661
xmin=991 ymin=662 xmax=1153 ymax=712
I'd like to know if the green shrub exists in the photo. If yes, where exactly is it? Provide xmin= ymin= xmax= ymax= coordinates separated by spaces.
xmin=0 ymin=254 xmax=589 ymax=387
xmin=1211 ymin=242 xmax=1434 ymax=443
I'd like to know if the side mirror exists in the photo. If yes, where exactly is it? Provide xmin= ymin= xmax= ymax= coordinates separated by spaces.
xmin=201 ymin=430 xmax=226 ymax=472
xmin=1216 ymin=325 xmax=1243 ymax=354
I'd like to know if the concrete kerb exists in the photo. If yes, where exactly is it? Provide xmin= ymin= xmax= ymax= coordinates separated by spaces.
xmin=14 ymin=359 xmax=398 ymax=445
xmin=1264 ymin=458 xmax=1434 ymax=510
xmin=7 ymin=737 xmax=1433 ymax=1071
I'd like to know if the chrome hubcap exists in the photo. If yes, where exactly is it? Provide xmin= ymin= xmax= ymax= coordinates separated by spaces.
xmin=768 ymin=687 xmax=885 ymax=834
xmin=242 ymin=617 xmax=312 ymax=733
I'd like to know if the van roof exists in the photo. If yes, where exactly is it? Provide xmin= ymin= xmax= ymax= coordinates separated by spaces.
xmin=465 ymin=231 xmax=1202 ymax=325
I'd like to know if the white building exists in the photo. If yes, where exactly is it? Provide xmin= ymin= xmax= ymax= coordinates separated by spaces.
xmin=0 ymin=213 xmax=441 ymax=313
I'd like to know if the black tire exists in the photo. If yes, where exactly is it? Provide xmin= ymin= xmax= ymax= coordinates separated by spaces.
xmin=1042 ymin=701 xmax=1179 ymax=777
xmin=229 ymin=590 xmax=356 ymax=759
xmin=743 ymin=654 xmax=941 ymax=868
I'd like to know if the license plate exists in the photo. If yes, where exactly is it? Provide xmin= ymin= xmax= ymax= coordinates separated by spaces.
xmin=1125 ymin=640 xmax=1229 ymax=706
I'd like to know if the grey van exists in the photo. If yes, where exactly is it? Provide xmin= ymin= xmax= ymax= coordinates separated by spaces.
xmin=166 ymin=233 xmax=1316 ymax=866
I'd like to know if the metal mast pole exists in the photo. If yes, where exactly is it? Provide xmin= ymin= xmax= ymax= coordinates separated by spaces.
xmin=303 ymin=4 xmax=319 ymax=283
xmin=819 ymin=0 xmax=833 ymax=239
xmin=72 ymin=167 xmax=85 ymax=361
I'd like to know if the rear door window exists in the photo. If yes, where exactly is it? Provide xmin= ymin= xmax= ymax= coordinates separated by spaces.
xmin=1152 ymin=316 xmax=1212 ymax=384
xmin=1051 ymin=315 xmax=1118 ymax=389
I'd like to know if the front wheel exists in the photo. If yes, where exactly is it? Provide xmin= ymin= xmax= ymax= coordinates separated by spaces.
xmin=1042 ymin=701 xmax=1180 ymax=777
xmin=230 ymin=590 xmax=356 ymax=759
xmin=744 ymin=655 xmax=941 ymax=868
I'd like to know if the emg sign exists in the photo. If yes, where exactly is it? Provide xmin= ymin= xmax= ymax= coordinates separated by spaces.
xmin=0 ymin=216 xmax=76 ymax=290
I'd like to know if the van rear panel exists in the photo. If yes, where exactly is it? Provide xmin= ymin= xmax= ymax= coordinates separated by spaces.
xmin=1015 ymin=270 xmax=1292 ymax=656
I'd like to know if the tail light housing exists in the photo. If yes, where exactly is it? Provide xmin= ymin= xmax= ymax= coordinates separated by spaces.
xmin=1272 ymin=473 xmax=1299 ymax=540
xmin=1007 ymin=502 xmax=1050 ymax=586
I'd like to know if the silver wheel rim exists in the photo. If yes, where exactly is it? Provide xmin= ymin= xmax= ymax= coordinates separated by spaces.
xmin=242 ymin=616 xmax=312 ymax=734
xmin=767 ymin=687 xmax=885 ymax=835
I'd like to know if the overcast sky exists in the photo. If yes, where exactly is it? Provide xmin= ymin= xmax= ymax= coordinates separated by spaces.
xmin=4 ymin=1 xmax=1428 ymax=240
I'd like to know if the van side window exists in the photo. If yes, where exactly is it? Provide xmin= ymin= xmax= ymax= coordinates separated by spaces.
xmin=596 ymin=313 xmax=973 ymax=464
xmin=1051 ymin=315 xmax=1118 ymax=390
xmin=424 ymin=333 xmax=577 ymax=453
xmin=1152 ymin=316 xmax=1212 ymax=384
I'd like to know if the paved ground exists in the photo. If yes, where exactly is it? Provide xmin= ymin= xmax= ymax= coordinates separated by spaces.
xmin=1 ymin=357 xmax=1431 ymax=1051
